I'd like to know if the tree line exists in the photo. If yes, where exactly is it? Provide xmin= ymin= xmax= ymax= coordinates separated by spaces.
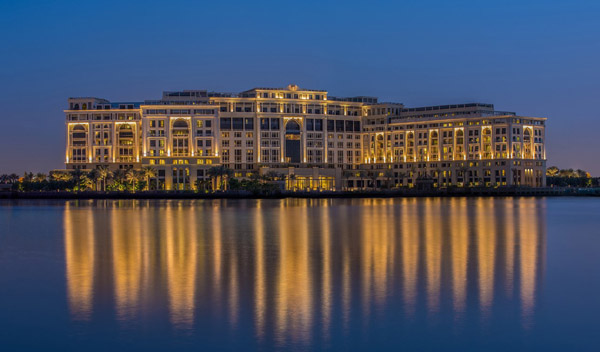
xmin=0 ymin=166 xmax=158 ymax=192
xmin=545 ymin=166 xmax=599 ymax=187
xmin=0 ymin=166 xmax=286 ymax=194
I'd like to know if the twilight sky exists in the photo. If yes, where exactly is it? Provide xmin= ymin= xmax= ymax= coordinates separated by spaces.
xmin=1 ymin=0 xmax=599 ymax=175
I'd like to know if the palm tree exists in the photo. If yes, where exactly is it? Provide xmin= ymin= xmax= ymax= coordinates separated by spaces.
xmin=264 ymin=171 xmax=281 ymax=181
xmin=288 ymin=173 xmax=297 ymax=191
xmin=88 ymin=169 xmax=100 ymax=191
xmin=96 ymin=165 xmax=111 ymax=191
xmin=575 ymin=169 xmax=590 ymax=178
xmin=70 ymin=169 xmax=84 ymax=187
xmin=50 ymin=171 xmax=61 ymax=182
xmin=195 ymin=179 xmax=211 ymax=193
xmin=51 ymin=171 xmax=72 ymax=182
xmin=125 ymin=168 xmax=139 ymax=191
xmin=79 ymin=175 xmax=94 ymax=191
xmin=222 ymin=167 xmax=234 ymax=190
xmin=559 ymin=168 xmax=575 ymax=178
xmin=23 ymin=172 xmax=33 ymax=182
xmin=207 ymin=165 xmax=234 ymax=191
xmin=207 ymin=166 xmax=220 ymax=191
xmin=140 ymin=166 xmax=157 ymax=191
xmin=111 ymin=169 xmax=127 ymax=191
xmin=0 ymin=174 xmax=7 ymax=184
xmin=35 ymin=173 xmax=47 ymax=182
xmin=9 ymin=173 xmax=20 ymax=184
xmin=546 ymin=166 xmax=559 ymax=177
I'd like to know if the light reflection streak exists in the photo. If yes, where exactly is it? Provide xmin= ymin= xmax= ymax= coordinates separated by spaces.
xmin=451 ymin=198 xmax=468 ymax=315
xmin=165 ymin=203 xmax=197 ymax=329
xmin=63 ymin=198 xmax=545 ymax=342
xmin=519 ymin=201 xmax=541 ymax=329
xmin=321 ymin=201 xmax=332 ymax=340
xmin=112 ymin=205 xmax=142 ymax=322
xmin=64 ymin=204 xmax=95 ymax=320
xmin=401 ymin=198 xmax=419 ymax=316
xmin=275 ymin=201 xmax=312 ymax=346
xmin=477 ymin=198 xmax=496 ymax=319
xmin=425 ymin=198 xmax=441 ymax=314
xmin=254 ymin=201 xmax=266 ymax=340
xmin=505 ymin=200 xmax=515 ymax=297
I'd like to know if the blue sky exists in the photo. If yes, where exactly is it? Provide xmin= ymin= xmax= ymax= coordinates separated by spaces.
xmin=1 ymin=0 xmax=599 ymax=174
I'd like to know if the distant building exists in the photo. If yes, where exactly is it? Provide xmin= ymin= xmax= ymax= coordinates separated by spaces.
xmin=64 ymin=84 xmax=546 ymax=190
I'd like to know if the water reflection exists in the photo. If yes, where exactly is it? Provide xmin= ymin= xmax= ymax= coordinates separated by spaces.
xmin=64 ymin=206 xmax=94 ymax=320
xmin=164 ymin=205 xmax=198 ymax=329
xmin=63 ymin=198 xmax=545 ymax=346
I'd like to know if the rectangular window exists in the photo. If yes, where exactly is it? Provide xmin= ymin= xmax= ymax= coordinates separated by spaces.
xmin=261 ymin=118 xmax=270 ymax=130
xmin=345 ymin=120 xmax=353 ymax=132
xmin=306 ymin=119 xmax=314 ymax=131
xmin=327 ymin=120 xmax=335 ymax=132
xmin=232 ymin=118 xmax=243 ymax=130
xmin=270 ymin=118 xmax=280 ymax=130
xmin=315 ymin=119 xmax=323 ymax=131
xmin=245 ymin=118 xmax=254 ymax=130
xmin=220 ymin=118 xmax=231 ymax=130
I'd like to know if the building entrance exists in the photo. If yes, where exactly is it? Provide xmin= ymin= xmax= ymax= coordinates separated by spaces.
xmin=285 ymin=120 xmax=301 ymax=163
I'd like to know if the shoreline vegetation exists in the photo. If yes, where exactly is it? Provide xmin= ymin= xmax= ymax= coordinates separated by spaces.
xmin=1 ymin=166 xmax=599 ymax=199
xmin=1 ymin=187 xmax=599 ymax=199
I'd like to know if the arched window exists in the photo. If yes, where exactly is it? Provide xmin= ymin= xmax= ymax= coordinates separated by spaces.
xmin=173 ymin=119 xmax=189 ymax=129
xmin=286 ymin=120 xmax=300 ymax=132
xmin=456 ymin=129 xmax=464 ymax=144
xmin=119 ymin=124 xmax=134 ymax=138
xmin=71 ymin=124 xmax=87 ymax=140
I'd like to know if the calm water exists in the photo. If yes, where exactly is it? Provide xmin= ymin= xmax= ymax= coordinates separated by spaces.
xmin=0 ymin=197 xmax=599 ymax=351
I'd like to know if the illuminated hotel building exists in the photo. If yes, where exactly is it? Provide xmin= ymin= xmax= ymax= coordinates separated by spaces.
xmin=65 ymin=84 xmax=546 ymax=190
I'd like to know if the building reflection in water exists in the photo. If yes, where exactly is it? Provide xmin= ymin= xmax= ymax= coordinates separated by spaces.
xmin=164 ymin=203 xmax=198 ymax=329
xmin=111 ymin=204 xmax=143 ymax=322
xmin=64 ymin=205 xmax=95 ymax=320
xmin=64 ymin=197 xmax=546 ymax=343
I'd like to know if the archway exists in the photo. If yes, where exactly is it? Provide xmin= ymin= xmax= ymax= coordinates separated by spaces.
xmin=285 ymin=120 xmax=301 ymax=163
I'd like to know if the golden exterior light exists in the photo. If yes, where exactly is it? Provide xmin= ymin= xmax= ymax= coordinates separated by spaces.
xmin=64 ymin=90 xmax=548 ymax=189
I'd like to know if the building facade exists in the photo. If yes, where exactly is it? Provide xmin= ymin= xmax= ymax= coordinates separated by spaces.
xmin=65 ymin=85 xmax=546 ymax=190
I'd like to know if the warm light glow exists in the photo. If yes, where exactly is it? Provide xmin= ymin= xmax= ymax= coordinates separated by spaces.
xmin=477 ymin=198 xmax=496 ymax=319
xmin=165 ymin=206 xmax=197 ymax=329
xmin=59 ymin=198 xmax=545 ymax=336
xmin=64 ymin=205 xmax=95 ymax=320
